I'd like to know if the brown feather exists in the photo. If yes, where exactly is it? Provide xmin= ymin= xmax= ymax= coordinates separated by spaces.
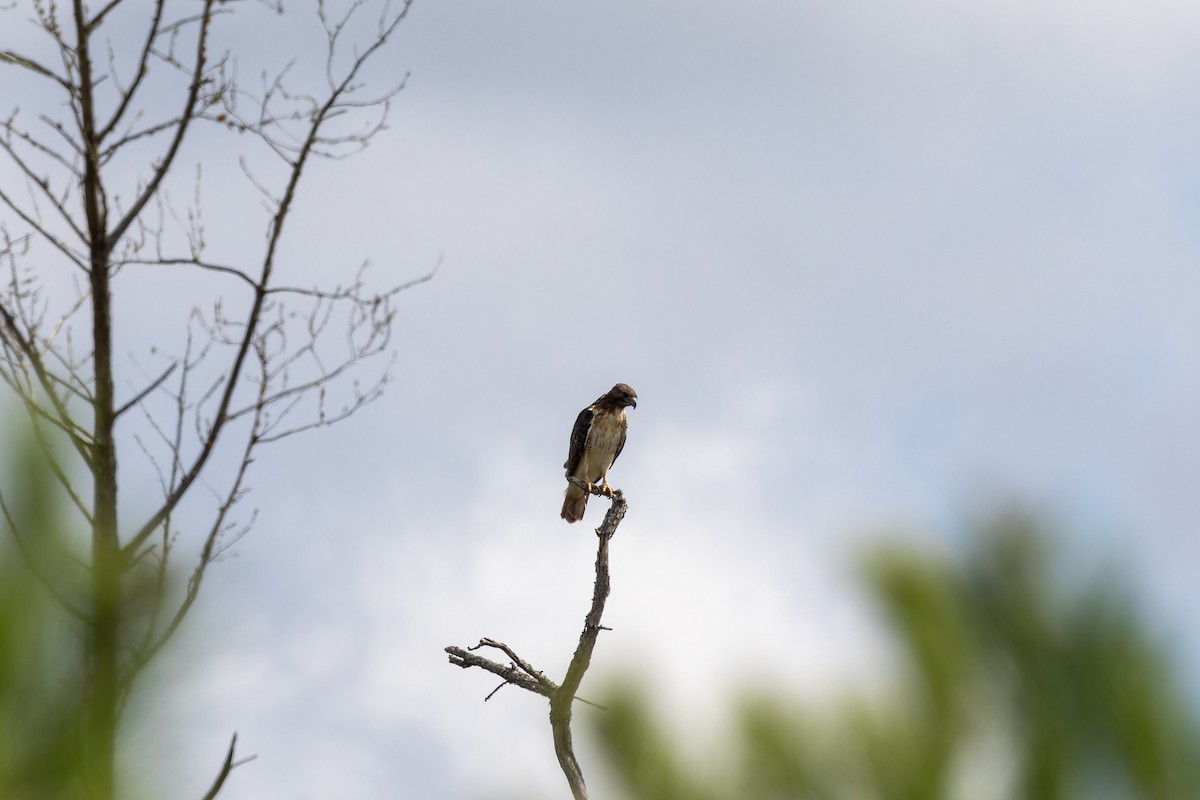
xmin=561 ymin=485 xmax=588 ymax=522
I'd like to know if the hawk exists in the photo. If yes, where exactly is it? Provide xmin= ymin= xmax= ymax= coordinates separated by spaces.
xmin=561 ymin=383 xmax=638 ymax=523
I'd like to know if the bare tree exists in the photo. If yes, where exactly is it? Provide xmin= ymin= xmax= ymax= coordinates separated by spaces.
xmin=0 ymin=1 xmax=426 ymax=797
xmin=446 ymin=481 xmax=629 ymax=800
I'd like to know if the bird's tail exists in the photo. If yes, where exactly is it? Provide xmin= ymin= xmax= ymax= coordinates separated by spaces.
xmin=561 ymin=484 xmax=587 ymax=523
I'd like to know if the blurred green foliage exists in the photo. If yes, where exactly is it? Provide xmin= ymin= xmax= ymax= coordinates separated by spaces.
xmin=590 ymin=515 xmax=1200 ymax=800
xmin=0 ymin=429 xmax=157 ymax=800
xmin=0 ymin=431 xmax=93 ymax=798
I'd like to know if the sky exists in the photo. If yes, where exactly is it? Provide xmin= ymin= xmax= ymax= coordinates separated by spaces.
xmin=3 ymin=0 xmax=1200 ymax=798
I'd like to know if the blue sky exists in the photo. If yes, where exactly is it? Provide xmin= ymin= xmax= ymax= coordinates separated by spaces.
xmin=4 ymin=0 xmax=1200 ymax=797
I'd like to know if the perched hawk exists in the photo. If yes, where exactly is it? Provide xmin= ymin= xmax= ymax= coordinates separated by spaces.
xmin=561 ymin=383 xmax=638 ymax=523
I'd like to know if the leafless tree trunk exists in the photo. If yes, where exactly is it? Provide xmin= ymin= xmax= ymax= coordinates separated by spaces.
xmin=0 ymin=1 xmax=425 ymax=797
xmin=446 ymin=481 xmax=629 ymax=800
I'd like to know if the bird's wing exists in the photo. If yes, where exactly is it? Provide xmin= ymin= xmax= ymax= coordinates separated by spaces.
xmin=564 ymin=406 xmax=594 ymax=476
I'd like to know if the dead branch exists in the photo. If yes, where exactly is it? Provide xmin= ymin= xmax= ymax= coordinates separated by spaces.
xmin=445 ymin=641 xmax=556 ymax=698
xmin=445 ymin=485 xmax=628 ymax=800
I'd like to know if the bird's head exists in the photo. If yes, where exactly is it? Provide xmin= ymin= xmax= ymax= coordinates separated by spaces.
xmin=610 ymin=383 xmax=637 ymax=409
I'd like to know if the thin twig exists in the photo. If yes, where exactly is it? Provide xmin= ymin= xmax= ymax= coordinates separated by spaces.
xmin=471 ymin=637 xmax=556 ymax=691
xmin=199 ymin=732 xmax=256 ymax=800
xmin=113 ymin=362 xmax=177 ymax=418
